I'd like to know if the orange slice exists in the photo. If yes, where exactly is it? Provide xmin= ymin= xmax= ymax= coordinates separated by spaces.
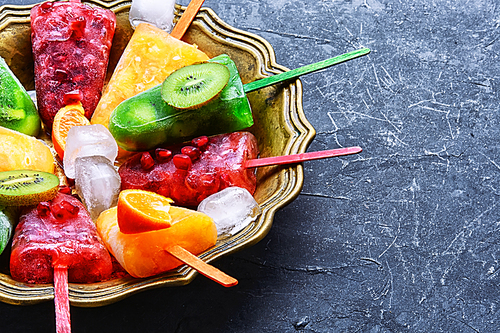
xmin=52 ymin=102 xmax=90 ymax=158
xmin=117 ymin=189 xmax=174 ymax=234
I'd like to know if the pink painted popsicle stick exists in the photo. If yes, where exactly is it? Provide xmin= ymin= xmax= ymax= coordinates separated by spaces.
xmin=54 ymin=265 xmax=71 ymax=333
xmin=244 ymin=146 xmax=362 ymax=168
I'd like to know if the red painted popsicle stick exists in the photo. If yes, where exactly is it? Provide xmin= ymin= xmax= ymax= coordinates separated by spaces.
xmin=166 ymin=245 xmax=238 ymax=287
xmin=53 ymin=265 xmax=71 ymax=333
xmin=170 ymin=0 xmax=206 ymax=39
xmin=245 ymin=146 xmax=362 ymax=168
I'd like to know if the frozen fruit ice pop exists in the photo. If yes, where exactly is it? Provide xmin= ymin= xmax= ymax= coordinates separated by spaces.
xmin=30 ymin=0 xmax=116 ymax=128
xmin=90 ymin=22 xmax=209 ymax=129
xmin=0 ymin=56 xmax=41 ymax=136
xmin=0 ymin=126 xmax=55 ymax=173
xmin=119 ymin=131 xmax=259 ymax=207
xmin=96 ymin=205 xmax=217 ymax=278
xmin=109 ymin=54 xmax=254 ymax=151
xmin=10 ymin=193 xmax=113 ymax=284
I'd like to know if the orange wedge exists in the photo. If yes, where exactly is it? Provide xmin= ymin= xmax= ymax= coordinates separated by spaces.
xmin=52 ymin=102 xmax=90 ymax=158
xmin=117 ymin=189 xmax=174 ymax=234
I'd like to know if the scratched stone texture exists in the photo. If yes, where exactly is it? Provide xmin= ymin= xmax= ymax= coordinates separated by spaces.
xmin=2 ymin=0 xmax=500 ymax=332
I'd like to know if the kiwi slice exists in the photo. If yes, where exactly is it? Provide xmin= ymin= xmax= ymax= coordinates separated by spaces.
xmin=161 ymin=62 xmax=230 ymax=109
xmin=0 ymin=170 xmax=59 ymax=206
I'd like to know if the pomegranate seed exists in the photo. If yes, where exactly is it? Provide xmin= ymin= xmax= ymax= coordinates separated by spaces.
xmin=173 ymin=154 xmax=192 ymax=170
xmin=191 ymin=136 xmax=208 ymax=150
xmin=155 ymin=148 xmax=172 ymax=163
xmin=52 ymin=201 xmax=80 ymax=220
xmin=40 ymin=1 xmax=53 ymax=11
xmin=37 ymin=202 xmax=51 ymax=218
xmin=140 ymin=152 xmax=155 ymax=170
xmin=63 ymin=90 xmax=82 ymax=105
xmin=181 ymin=146 xmax=200 ymax=160
xmin=55 ymin=69 xmax=68 ymax=81
xmin=59 ymin=186 xmax=72 ymax=195
xmin=70 ymin=17 xmax=86 ymax=39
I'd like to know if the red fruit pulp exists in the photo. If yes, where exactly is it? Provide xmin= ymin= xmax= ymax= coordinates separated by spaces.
xmin=10 ymin=193 xmax=113 ymax=284
xmin=119 ymin=132 xmax=259 ymax=207
xmin=30 ymin=1 xmax=116 ymax=128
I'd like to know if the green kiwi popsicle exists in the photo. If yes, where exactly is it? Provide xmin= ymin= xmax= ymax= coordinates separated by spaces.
xmin=109 ymin=54 xmax=253 ymax=151
xmin=0 ymin=57 xmax=41 ymax=136
xmin=109 ymin=48 xmax=370 ymax=151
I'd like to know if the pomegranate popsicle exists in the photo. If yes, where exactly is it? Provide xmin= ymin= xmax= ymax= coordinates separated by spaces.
xmin=119 ymin=131 xmax=259 ymax=207
xmin=10 ymin=193 xmax=113 ymax=284
xmin=30 ymin=0 xmax=116 ymax=128
xmin=90 ymin=22 xmax=209 ymax=129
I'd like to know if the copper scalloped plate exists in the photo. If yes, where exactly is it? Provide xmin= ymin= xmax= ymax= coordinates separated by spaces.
xmin=0 ymin=0 xmax=315 ymax=307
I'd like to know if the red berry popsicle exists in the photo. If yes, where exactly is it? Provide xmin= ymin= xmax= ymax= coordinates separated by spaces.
xmin=10 ymin=193 xmax=113 ymax=332
xmin=30 ymin=0 xmax=116 ymax=128
xmin=119 ymin=131 xmax=259 ymax=207
xmin=10 ymin=193 xmax=113 ymax=284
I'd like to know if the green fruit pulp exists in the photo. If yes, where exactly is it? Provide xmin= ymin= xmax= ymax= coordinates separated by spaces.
xmin=109 ymin=54 xmax=254 ymax=151
xmin=0 ymin=170 xmax=60 ymax=206
xmin=0 ymin=57 xmax=41 ymax=136
xmin=0 ymin=206 xmax=17 ymax=256
xmin=161 ymin=62 xmax=230 ymax=109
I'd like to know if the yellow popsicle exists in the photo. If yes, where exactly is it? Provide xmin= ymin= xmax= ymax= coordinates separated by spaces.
xmin=0 ymin=126 xmax=55 ymax=173
xmin=91 ymin=23 xmax=210 ymax=129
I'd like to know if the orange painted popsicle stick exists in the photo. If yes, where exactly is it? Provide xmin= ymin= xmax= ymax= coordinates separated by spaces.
xmin=170 ymin=0 xmax=206 ymax=39
xmin=54 ymin=265 xmax=71 ymax=333
xmin=245 ymin=146 xmax=363 ymax=168
xmin=166 ymin=244 xmax=238 ymax=287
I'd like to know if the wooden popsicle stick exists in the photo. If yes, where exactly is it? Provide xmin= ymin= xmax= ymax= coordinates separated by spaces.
xmin=170 ymin=0 xmax=206 ymax=39
xmin=243 ymin=48 xmax=371 ymax=93
xmin=245 ymin=146 xmax=362 ymax=168
xmin=53 ymin=265 xmax=71 ymax=333
xmin=166 ymin=244 xmax=238 ymax=287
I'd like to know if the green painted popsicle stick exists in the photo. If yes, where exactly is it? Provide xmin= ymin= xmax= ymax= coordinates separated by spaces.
xmin=243 ymin=47 xmax=370 ymax=93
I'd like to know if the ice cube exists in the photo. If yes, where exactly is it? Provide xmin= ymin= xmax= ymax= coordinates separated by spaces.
xmin=75 ymin=155 xmax=121 ymax=222
xmin=129 ymin=0 xmax=177 ymax=32
xmin=197 ymin=187 xmax=261 ymax=236
xmin=63 ymin=124 xmax=118 ymax=179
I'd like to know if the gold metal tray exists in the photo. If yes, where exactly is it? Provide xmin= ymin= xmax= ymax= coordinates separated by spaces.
xmin=0 ymin=0 xmax=315 ymax=306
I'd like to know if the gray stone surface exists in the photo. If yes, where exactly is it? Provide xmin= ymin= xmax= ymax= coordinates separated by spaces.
xmin=2 ymin=0 xmax=500 ymax=332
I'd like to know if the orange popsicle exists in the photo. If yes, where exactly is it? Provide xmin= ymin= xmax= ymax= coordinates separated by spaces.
xmin=96 ymin=205 xmax=217 ymax=279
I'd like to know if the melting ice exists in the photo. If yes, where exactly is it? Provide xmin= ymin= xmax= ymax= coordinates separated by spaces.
xmin=75 ymin=155 xmax=121 ymax=222
xmin=63 ymin=124 xmax=118 ymax=179
xmin=129 ymin=0 xmax=177 ymax=32
xmin=198 ymin=187 xmax=261 ymax=236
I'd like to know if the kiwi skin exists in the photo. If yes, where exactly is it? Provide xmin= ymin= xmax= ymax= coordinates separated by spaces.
xmin=161 ymin=62 xmax=230 ymax=110
xmin=0 ymin=170 xmax=60 ymax=206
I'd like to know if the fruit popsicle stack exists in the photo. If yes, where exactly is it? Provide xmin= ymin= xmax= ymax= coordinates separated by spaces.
xmin=119 ymin=131 xmax=259 ymax=207
xmin=10 ymin=193 xmax=113 ymax=284
xmin=109 ymin=54 xmax=254 ymax=151
xmin=30 ymin=0 xmax=116 ymax=128
xmin=90 ymin=22 xmax=210 ymax=129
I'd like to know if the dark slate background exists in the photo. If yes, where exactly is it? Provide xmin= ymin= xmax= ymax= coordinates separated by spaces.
xmin=2 ymin=0 xmax=500 ymax=332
